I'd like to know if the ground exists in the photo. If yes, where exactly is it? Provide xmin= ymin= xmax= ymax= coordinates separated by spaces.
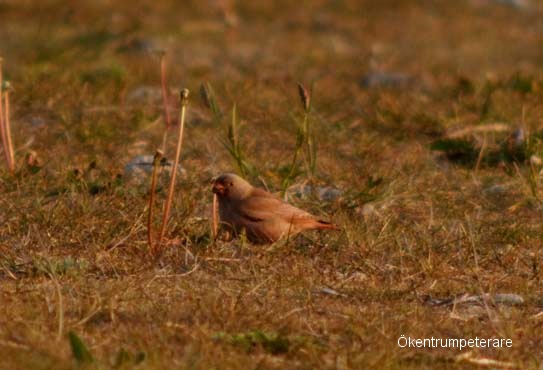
xmin=1 ymin=0 xmax=543 ymax=369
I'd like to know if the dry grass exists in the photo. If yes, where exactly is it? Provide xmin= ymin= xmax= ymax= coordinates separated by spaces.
xmin=1 ymin=1 xmax=543 ymax=369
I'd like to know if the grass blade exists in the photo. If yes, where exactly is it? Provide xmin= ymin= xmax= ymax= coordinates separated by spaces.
xmin=68 ymin=331 xmax=94 ymax=365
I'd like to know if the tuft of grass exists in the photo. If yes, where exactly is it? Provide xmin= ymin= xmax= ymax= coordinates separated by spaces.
xmin=80 ymin=64 xmax=125 ymax=88
xmin=223 ymin=103 xmax=255 ymax=177
xmin=282 ymin=83 xmax=316 ymax=193
xmin=199 ymin=81 xmax=255 ymax=177
xmin=214 ymin=330 xmax=291 ymax=355
xmin=113 ymin=348 xmax=146 ymax=368
xmin=200 ymin=81 xmax=223 ymax=124
xmin=68 ymin=331 xmax=94 ymax=365
xmin=32 ymin=257 xmax=90 ymax=277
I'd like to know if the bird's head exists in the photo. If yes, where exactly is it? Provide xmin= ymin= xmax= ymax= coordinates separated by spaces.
xmin=212 ymin=173 xmax=253 ymax=200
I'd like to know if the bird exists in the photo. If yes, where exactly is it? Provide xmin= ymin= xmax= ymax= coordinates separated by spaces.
xmin=212 ymin=173 xmax=338 ymax=243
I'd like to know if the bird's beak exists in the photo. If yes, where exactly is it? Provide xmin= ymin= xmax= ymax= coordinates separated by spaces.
xmin=212 ymin=182 xmax=225 ymax=195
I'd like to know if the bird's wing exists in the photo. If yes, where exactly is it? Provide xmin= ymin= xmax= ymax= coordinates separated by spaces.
xmin=238 ymin=189 xmax=316 ymax=223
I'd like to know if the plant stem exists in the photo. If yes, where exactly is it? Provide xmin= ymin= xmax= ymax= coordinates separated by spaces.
xmin=301 ymin=112 xmax=310 ymax=174
xmin=157 ymin=89 xmax=189 ymax=250
xmin=4 ymin=89 xmax=15 ymax=172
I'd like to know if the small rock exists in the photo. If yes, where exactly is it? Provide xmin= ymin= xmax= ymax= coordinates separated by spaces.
xmin=127 ymin=86 xmax=163 ymax=104
xmin=124 ymin=155 xmax=186 ymax=185
xmin=356 ymin=203 xmax=383 ymax=222
xmin=510 ymin=127 xmax=525 ymax=147
xmin=288 ymin=184 xmax=342 ymax=202
xmin=360 ymin=71 xmax=412 ymax=89
xmin=493 ymin=0 xmax=530 ymax=9
xmin=317 ymin=187 xmax=343 ymax=201
xmin=30 ymin=117 xmax=47 ymax=127
xmin=117 ymin=38 xmax=157 ymax=54
xmin=483 ymin=184 xmax=508 ymax=195
xmin=471 ymin=0 xmax=530 ymax=9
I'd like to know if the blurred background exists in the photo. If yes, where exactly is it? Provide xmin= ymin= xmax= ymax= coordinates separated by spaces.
xmin=1 ymin=1 xmax=542 ymax=161
xmin=0 ymin=0 xmax=542 ymax=171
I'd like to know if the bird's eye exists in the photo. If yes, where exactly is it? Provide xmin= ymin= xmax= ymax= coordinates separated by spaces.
xmin=229 ymin=182 xmax=234 ymax=187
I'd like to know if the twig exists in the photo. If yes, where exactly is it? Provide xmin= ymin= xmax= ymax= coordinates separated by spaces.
xmin=157 ymin=89 xmax=189 ymax=250
xmin=283 ymin=83 xmax=314 ymax=192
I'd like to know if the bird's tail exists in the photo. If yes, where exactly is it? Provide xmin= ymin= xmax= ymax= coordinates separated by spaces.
xmin=315 ymin=220 xmax=340 ymax=230
xmin=291 ymin=217 xmax=340 ymax=231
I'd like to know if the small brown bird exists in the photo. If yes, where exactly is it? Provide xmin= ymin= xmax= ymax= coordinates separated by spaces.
xmin=212 ymin=173 xmax=338 ymax=243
